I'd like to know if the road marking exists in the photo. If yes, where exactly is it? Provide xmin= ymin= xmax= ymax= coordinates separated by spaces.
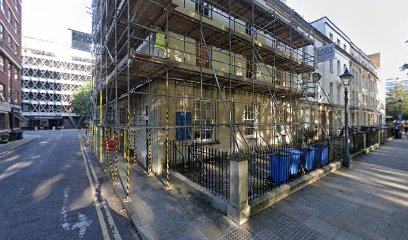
xmin=80 ymin=136 xmax=122 ymax=240
xmin=72 ymin=213 xmax=92 ymax=239
xmin=61 ymin=187 xmax=70 ymax=230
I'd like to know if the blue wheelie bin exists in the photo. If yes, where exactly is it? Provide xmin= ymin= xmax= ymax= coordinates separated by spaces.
xmin=313 ymin=144 xmax=329 ymax=166
xmin=283 ymin=149 xmax=301 ymax=176
xmin=301 ymin=147 xmax=316 ymax=171
xmin=269 ymin=152 xmax=291 ymax=185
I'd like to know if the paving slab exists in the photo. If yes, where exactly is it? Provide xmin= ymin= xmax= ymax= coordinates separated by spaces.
xmin=83 ymin=138 xmax=236 ymax=240
xmin=223 ymin=138 xmax=408 ymax=239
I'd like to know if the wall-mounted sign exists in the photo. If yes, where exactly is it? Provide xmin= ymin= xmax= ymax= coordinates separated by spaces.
xmin=316 ymin=43 xmax=335 ymax=63
xmin=71 ymin=29 xmax=92 ymax=52
xmin=29 ymin=115 xmax=63 ymax=120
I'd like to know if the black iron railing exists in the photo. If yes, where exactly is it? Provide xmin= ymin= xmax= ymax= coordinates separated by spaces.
xmin=247 ymin=135 xmax=344 ymax=202
xmin=170 ymin=127 xmax=394 ymax=203
xmin=170 ymin=141 xmax=230 ymax=200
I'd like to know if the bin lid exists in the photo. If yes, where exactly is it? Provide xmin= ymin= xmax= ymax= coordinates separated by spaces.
xmin=283 ymin=149 xmax=301 ymax=155
xmin=269 ymin=152 xmax=292 ymax=157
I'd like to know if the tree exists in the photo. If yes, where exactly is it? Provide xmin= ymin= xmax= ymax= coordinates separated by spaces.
xmin=400 ymin=63 xmax=408 ymax=71
xmin=71 ymin=84 xmax=93 ymax=119
xmin=386 ymin=85 xmax=408 ymax=120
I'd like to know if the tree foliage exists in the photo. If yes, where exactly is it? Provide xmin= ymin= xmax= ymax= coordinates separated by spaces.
xmin=401 ymin=63 xmax=408 ymax=72
xmin=71 ymin=84 xmax=93 ymax=119
xmin=386 ymin=85 xmax=408 ymax=120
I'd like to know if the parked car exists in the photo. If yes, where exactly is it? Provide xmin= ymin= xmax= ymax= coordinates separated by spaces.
xmin=0 ymin=135 xmax=8 ymax=144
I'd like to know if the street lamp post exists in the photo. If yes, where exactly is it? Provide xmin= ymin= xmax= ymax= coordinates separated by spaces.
xmin=397 ymin=98 xmax=403 ymax=121
xmin=339 ymin=68 xmax=353 ymax=168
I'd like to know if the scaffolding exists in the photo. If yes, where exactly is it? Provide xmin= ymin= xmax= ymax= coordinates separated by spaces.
xmin=90 ymin=0 xmax=345 ymax=199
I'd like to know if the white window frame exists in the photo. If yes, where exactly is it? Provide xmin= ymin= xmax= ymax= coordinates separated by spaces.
xmin=329 ymin=82 xmax=333 ymax=102
xmin=193 ymin=99 xmax=215 ymax=142
xmin=244 ymin=104 xmax=256 ymax=137
xmin=0 ymin=57 xmax=3 ymax=72
xmin=337 ymin=60 xmax=340 ymax=75
xmin=0 ymin=83 xmax=4 ymax=101
xmin=14 ymin=0 xmax=18 ymax=14
xmin=195 ymin=1 xmax=212 ymax=18
xmin=329 ymin=59 xmax=333 ymax=73
xmin=337 ymin=86 xmax=341 ymax=104
xmin=7 ymin=8 xmax=11 ymax=23
xmin=245 ymin=22 xmax=257 ymax=37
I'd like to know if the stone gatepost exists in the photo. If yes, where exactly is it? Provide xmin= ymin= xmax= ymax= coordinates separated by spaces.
xmin=227 ymin=154 xmax=250 ymax=225
xmin=362 ymin=132 xmax=367 ymax=149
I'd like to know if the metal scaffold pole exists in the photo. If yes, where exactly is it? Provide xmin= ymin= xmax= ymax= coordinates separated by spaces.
xmin=99 ymin=90 xmax=103 ymax=163
xmin=124 ymin=0 xmax=132 ymax=201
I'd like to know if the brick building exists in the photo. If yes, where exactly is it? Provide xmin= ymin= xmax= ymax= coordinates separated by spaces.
xmin=0 ymin=0 xmax=24 ymax=140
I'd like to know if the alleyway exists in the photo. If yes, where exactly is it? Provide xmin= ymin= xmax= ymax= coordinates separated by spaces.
xmin=223 ymin=137 xmax=408 ymax=240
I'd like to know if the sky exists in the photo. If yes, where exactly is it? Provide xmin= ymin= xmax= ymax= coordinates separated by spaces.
xmin=22 ymin=0 xmax=92 ymax=46
xmin=22 ymin=0 xmax=408 ymax=80
xmin=286 ymin=0 xmax=408 ymax=80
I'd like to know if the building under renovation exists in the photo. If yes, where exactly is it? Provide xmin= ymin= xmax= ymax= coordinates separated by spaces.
xmin=92 ymin=0 xmax=324 ymax=168
xmin=90 ymin=0 xmax=360 ymax=220
xmin=21 ymin=37 xmax=93 ymax=129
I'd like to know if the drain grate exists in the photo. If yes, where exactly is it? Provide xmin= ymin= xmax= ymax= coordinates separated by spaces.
xmin=222 ymin=208 xmax=328 ymax=240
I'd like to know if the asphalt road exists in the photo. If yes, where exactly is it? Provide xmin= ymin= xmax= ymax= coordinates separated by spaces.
xmin=0 ymin=130 xmax=139 ymax=240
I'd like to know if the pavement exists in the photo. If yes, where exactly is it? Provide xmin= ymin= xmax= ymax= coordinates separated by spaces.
xmin=223 ymin=137 xmax=408 ymax=240
xmin=2 ymin=130 xmax=404 ymax=239
xmin=0 ymin=130 xmax=139 ymax=240
xmin=0 ymin=133 xmax=38 ymax=156
xmin=85 ymin=134 xmax=408 ymax=240
xmin=82 ymin=136 xmax=237 ymax=240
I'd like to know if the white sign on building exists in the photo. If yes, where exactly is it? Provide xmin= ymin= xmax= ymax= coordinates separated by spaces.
xmin=316 ymin=43 xmax=335 ymax=63
xmin=71 ymin=30 xmax=92 ymax=52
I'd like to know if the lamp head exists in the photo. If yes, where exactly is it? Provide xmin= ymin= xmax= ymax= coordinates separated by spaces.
xmin=339 ymin=68 xmax=353 ymax=86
